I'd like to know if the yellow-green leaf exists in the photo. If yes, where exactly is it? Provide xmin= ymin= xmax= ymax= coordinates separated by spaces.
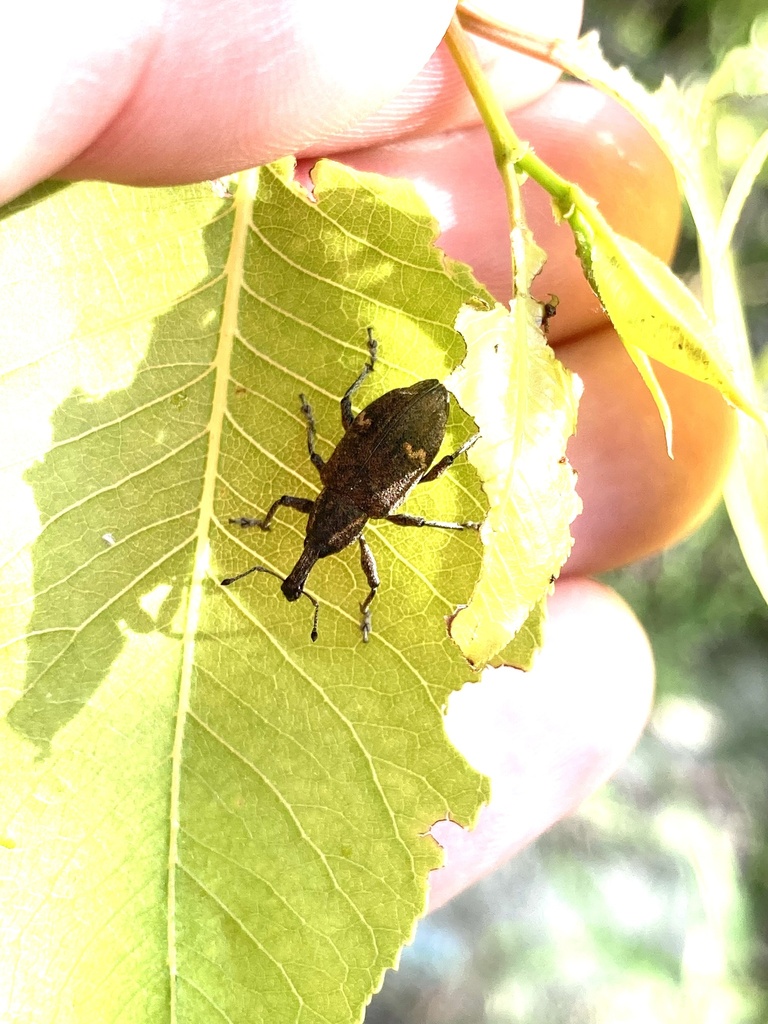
xmin=0 ymin=161 xmax=493 ymax=1024
xmin=488 ymin=598 xmax=546 ymax=672
xmin=588 ymin=229 xmax=768 ymax=431
xmin=537 ymin=30 xmax=768 ymax=603
xmin=447 ymin=302 xmax=582 ymax=669
xmin=623 ymin=342 xmax=674 ymax=458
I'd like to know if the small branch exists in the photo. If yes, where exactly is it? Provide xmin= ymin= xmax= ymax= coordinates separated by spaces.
xmin=456 ymin=4 xmax=566 ymax=72
xmin=445 ymin=16 xmax=577 ymax=215
xmin=444 ymin=15 xmax=525 ymax=294
xmin=445 ymin=13 xmax=623 ymax=277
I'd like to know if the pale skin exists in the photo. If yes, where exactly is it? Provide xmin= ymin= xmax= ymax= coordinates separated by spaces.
xmin=6 ymin=0 xmax=736 ymax=908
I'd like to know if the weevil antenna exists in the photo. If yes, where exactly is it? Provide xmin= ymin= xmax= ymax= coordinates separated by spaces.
xmin=221 ymin=566 xmax=319 ymax=642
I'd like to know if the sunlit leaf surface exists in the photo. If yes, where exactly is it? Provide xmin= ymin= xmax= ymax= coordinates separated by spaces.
xmin=447 ymin=302 xmax=581 ymax=669
xmin=0 ymin=162 xmax=495 ymax=1023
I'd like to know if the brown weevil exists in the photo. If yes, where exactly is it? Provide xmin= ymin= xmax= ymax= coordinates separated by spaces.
xmin=221 ymin=329 xmax=480 ymax=642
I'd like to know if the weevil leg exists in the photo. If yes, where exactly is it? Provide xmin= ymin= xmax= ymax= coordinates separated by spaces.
xmin=418 ymin=432 xmax=480 ymax=484
xmin=229 ymin=495 xmax=314 ymax=530
xmin=341 ymin=327 xmax=378 ymax=430
xmin=358 ymin=533 xmax=380 ymax=642
xmin=298 ymin=394 xmax=325 ymax=475
xmin=365 ymin=326 xmax=378 ymax=363
xmin=386 ymin=512 xmax=481 ymax=531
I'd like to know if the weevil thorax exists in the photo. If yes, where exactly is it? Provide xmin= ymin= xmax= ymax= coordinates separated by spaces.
xmin=281 ymin=492 xmax=367 ymax=602
xmin=305 ymin=489 xmax=369 ymax=557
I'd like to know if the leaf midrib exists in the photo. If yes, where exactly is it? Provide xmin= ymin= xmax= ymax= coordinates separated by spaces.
xmin=166 ymin=167 xmax=257 ymax=1019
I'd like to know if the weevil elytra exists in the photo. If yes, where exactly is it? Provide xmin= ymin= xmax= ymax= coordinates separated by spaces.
xmin=221 ymin=329 xmax=480 ymax=642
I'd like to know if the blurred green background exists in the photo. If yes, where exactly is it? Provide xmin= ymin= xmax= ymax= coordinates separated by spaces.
xmin=367 ymin=1 xmax=768 ymax=1020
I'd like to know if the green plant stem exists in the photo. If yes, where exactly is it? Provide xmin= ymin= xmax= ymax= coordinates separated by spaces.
xmin=444 ymin=16 xmax=525 ymax=293
xmin=444 ymin=15 xmax=613 ymax=266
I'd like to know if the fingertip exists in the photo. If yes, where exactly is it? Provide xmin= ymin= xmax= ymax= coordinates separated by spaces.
xmin=60 ymin=0 xmax=461 ymax=186
xmin=307 ymin=0 xmax=584 ymax=153
xmin=560 ymin=329 xmax=738 ymax=575
xmin=428 ymin=579 xmax=653 ymax=909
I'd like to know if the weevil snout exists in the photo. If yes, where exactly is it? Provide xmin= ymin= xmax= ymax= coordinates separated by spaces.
xmin=281 ymin=546 xmax=319 ymax=603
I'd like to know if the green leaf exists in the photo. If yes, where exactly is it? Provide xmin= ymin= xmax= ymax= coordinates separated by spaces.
xmin=489 ymin=598 xmax=546 ymax=672
xmin=623 ymin=343 xmax=674 ymax=458
xmin=447 ymin=301 xmax=582 ymax=669
xmin=542 ymin=30 xmax=768 ymax=605
xmin=0 ymin=161 xmax=493 ymax=1022
xmin=716 ymin=128 xmax=768 ymax=253
xmin=585 ymin=228 xmax=768 ymax=430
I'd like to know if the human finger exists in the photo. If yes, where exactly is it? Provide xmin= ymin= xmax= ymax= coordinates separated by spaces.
xmin=560 ymin=328 xmax=736 ymax=575
xmin=3 ymin=0 xmax=581 ymax=202
xmin=298 ymin=0 xmax=584 ymax=156
xmin=429 ymin=578 xmax=655 ymax=909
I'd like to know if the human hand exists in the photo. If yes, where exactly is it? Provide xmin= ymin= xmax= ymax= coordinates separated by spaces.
xmin=5 ymin=0 xmax=735 ymax=908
